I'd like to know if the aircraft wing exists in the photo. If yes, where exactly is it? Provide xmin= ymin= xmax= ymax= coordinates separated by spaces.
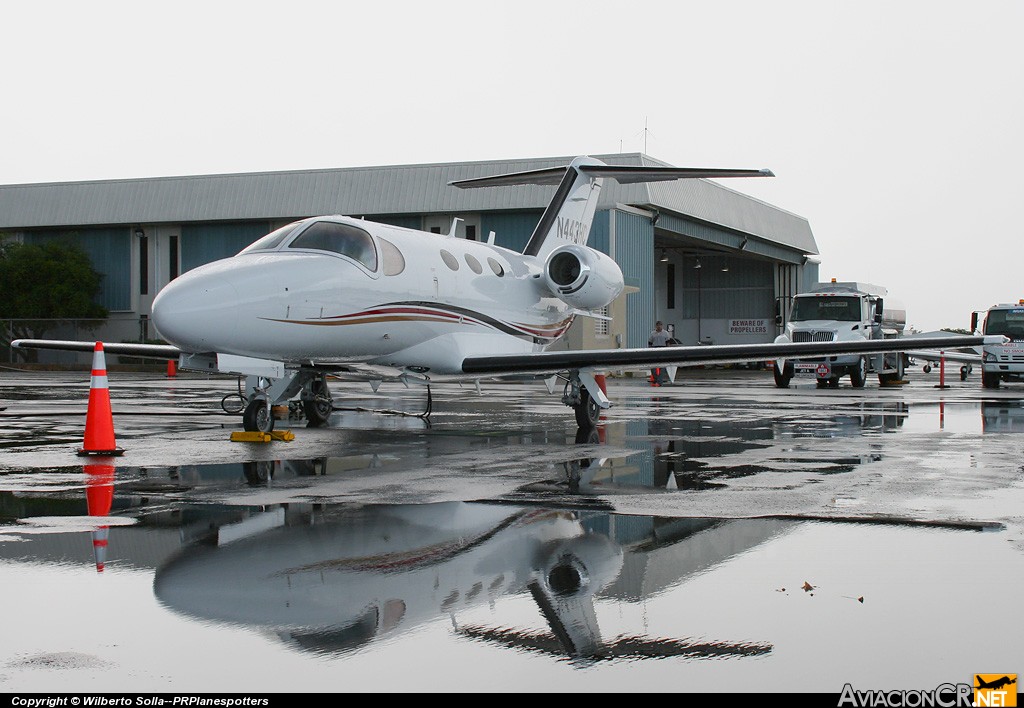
xmin=461 ymin=335 xmax=1003 ymax=377
xmin=900 ymin=331 xmax=982 ymax=365
xmin=905 ymin=349 xmax=981 ymax=365
xmin=12 ymin=339 xmax=183 ymax=359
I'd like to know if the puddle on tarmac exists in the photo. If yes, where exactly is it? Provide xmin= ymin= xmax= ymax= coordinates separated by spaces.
xmin=0 ymin=493 xmax=1018 ymax=692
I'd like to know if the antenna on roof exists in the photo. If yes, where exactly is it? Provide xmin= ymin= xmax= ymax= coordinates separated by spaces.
xmin=635 ymin=117 xmax=654 ymax=154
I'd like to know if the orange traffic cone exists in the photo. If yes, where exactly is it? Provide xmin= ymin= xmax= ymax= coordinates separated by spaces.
xmin=166 ymin=359 xmax=177 ymax=377
xmin=77 ymin=342 xmax=124 ymax=456
xmin=84 ymin=463 xmax=115 ymax=573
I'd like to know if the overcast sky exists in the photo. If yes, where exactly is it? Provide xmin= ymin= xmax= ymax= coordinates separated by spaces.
xmin=2 ymin=0 xmax=1021 ymax=332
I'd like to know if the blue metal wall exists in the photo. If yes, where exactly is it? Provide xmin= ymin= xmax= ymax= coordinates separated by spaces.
xmin=588 ymin=210 xmax=611 ymax=255
xmin=368 ymin=215 xmax=422 ymax=230
xmin=181 ymin=222 xmax=271 ymax=272
xmin=25 ymin=228 xmax=131 ymax=311
xmin=480 ymin=211 xmax=543 ymax=253
xmin=612 ymin=210 xmax=655 ymax=348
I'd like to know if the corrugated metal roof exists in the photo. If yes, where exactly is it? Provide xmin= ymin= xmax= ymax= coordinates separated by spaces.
xmin=0 ymin=153 xmax=816 ymax=255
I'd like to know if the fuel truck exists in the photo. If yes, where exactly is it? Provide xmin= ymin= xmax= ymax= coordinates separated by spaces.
xmin=773 ymin=280 xmax=908 ymax=388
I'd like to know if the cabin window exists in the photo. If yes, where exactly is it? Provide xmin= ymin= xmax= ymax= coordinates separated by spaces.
xmin=379 ymin=238 xmax=405 ymax=276
xmin=288 ymin=221 xmax=378 ymax=271
xmin=440 ymin=250 xmax=459 ymax=271
xmin=464 ymin=253 xmax=483 ymax=274
xmin=487 ymin=258 xmax=504 ymax=277
xmin=240 ymin=220 xmax=305 ymax=254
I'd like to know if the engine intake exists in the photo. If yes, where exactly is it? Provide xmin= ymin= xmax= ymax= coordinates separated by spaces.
xmin=542 ymin=245 xmax=624 ymax=310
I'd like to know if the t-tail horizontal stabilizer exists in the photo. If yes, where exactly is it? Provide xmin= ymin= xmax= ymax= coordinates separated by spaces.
xmin=450 ymin=156 xmax=772 ymax=260
xmin=448 ymin=163 xmax=773 ymax=188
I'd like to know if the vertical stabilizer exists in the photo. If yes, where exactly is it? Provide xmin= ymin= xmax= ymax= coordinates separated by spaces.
xmin=521 ymin=156 xmax=606 ymax=259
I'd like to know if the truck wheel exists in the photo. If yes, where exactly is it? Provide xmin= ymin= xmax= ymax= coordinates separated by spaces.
xmin=982 ymin=371 xmax=1001 ymax=389
xmin=827 ymin=377 xmax=840 ymax=388
xmin=816 ymin=379 xmax=829 ymax=389
xmin=850 ymin=357 xmax=867 ymax=388
xmin=773 ymin=361 xmax=793 ymax=388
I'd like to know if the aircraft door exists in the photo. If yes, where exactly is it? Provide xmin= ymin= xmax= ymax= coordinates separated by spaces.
xmin=434 ymin=248 xmax=463 ymax=302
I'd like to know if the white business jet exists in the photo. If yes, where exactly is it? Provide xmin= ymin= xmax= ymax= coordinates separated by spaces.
xmin=13 ymin=156 xmax=1001 ymax=432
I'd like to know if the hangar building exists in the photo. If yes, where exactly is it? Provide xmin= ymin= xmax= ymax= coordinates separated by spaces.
xmin=0 ymin=153 xmax=819 ymax=361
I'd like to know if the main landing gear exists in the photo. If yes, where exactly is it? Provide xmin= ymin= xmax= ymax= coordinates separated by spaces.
xmin=301 ymin=373 xmax=334 ymax=427
xmin=562 ymin=371 xmax=607 ymax=429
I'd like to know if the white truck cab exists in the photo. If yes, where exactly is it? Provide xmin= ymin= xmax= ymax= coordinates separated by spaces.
xmin=773 ymin=280 xmax=907 ymax=388
xmin=975 ymin=300 xmax=1024 ymax=389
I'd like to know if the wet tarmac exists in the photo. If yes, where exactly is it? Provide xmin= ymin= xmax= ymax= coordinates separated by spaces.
xmin=0 ymin=366 xmax=1022 ymax=693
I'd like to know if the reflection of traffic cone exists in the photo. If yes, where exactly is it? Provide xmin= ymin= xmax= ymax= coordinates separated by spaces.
xmin=78 ymin=342 xmax=124 ymax=456
xmin=85 ymin=463 xmax=115 ymax=573
xmin=166 ymin=359 xmax=177 ymax=377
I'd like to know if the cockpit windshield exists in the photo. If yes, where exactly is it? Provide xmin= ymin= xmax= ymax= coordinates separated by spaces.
xmin=985 ymin=309 xmax=1024 ymax=339
xmin=238 ymin=220 xmax=307 ymax=254
xmin=287 ymin=221 xmax=378 ymax=271
xmin=790 ymin=296 xmax=861 ymax=322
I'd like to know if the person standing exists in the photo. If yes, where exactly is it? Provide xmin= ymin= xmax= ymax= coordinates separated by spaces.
xmin=648 ymin=321 xmax=672 ymax=347
xmin=648 ymin=321 xmax=672 ymax=385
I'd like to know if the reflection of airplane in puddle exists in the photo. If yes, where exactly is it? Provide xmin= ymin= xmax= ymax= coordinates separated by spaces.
xmin=153 ymin=501 xmax=774 ymax=660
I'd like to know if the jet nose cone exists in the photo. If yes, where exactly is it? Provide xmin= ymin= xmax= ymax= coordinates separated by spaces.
xmin=152 ymin=271 xmax=239 ymax=351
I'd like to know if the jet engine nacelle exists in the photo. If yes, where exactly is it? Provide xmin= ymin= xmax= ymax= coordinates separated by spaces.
xmin=542 ymin=245 xmax=625 ymax=311
xmin=534 ymin=534 xmax=624 ymax=599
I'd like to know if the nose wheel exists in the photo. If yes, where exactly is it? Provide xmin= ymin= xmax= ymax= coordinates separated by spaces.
xmin=242 ymin=397 xmax=275 ymax=433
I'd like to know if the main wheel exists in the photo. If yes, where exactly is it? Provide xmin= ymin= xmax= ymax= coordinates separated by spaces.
xmin=773 ymin=361 xmax=794 ymax=388
xmin=303 ymin=376 xmax=334 ymax=427
xmin=850 ymin=357 xmax=867 ymax=388
xmin=242 ymin=398 xmax=275 ymax=433
xmin=574 ymin=387 xmax=600 ymax=428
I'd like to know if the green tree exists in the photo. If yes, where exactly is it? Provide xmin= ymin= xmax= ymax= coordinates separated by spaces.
xmin=0 ymin=237 xmax=108 ymax=362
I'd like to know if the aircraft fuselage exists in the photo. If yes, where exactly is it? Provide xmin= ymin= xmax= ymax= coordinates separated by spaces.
xmin=151 ymin=217 xmax=575 ymax=374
